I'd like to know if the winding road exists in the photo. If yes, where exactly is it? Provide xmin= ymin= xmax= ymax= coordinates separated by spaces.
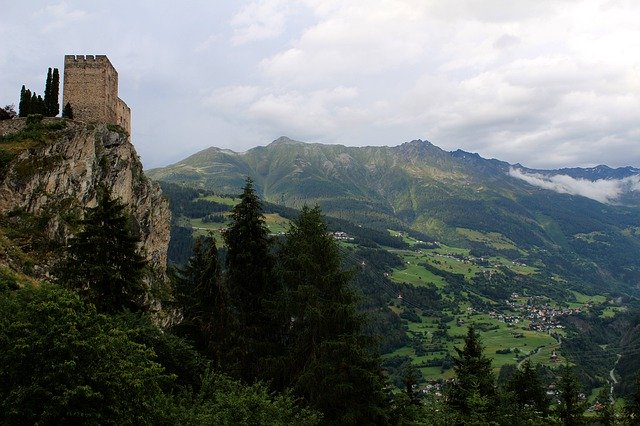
xmin=609 ymin=354 xmax=622 ymax=402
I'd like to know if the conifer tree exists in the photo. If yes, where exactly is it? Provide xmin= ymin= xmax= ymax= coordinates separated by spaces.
xmin=625 ymin=373 xmax=640 ymax=425
xmin=51 ymin=68 xmax=60 ymax=116
xmin=556 ymin=364 xmax=585 ymax=426
xmin=595 ymin=386 xmax=615 ymax=426
xmin=57 ymin=186 xmax=147 ymax=312
xmin=173 ymin=236 xmax=228 ymax=365
xmin=62 ymin=102 xmax=73 ymax=119
xmin=30 ymin=93 xmax=45 ymax=115
xmin=223 ymin=177 xmax=278 ymax=380
xmin=275 ymin=205 xmax=389 ymax=424
xmin=506 ymin=359 xmax=549 ymax=415
xmin=18 ymin=85 xmax=27 ymax=117
xmin=44 ymin=68 xmax=52 ymax=115
xmin=447 ymin=325 xmax=496 ymax=419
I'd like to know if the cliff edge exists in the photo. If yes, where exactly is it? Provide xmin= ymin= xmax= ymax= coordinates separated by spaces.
xmin=0 ymin=118 xmax=170 ymax=278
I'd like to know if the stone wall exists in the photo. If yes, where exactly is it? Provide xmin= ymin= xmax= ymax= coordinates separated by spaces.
xmin=62 ymin=55 xmax=131 ymax=134
xmin=0 ymin=117 xmax=60 ymax=136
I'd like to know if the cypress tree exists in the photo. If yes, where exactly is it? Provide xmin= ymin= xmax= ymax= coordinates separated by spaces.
xmin=44 ymin=68 xmax=52 ymax=116
xmin=51 ymin=68 xmax=60 ymax=116
xmin=223 ymin=177 xmax=278 ymax=380
xmin=275 ymin=205 xmax=389 ymax=424
xmin=18 ymin=85 xmax=27 ymax=117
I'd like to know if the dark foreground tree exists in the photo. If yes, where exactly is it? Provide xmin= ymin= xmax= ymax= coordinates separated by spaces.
xmin=223 ymin=177 xmax=280 ymax=380
xmin=625 ymin=373 xmax=640 ymax=425
xmin=0 ymin=284 xmax=320 ymax=425
xmin=0 ymin=284 xmax=169 ymax=424
xmin=275 ymin=205 xmax=389 ymax=424
xmin=506 ymin=359 xmax=550 ymax=416
xmin=595 ymin=386 xmax=615 ymax=426
xmin=556 ymin=364 xmax=586 ymax=426
xmin=57 ymin=187 xmax=147 ymax=312
xmin=172 ymin=236 xmax=229 ymax=365
xmin=446 ymin=325 xmax=496 ymax=421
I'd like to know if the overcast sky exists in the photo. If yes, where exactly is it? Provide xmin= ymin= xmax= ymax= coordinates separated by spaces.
xmin=2 ymin=1 xmax=639 ymax=170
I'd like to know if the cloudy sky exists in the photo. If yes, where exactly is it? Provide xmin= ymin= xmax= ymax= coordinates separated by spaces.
xmin=2 ymin=1 xmax=639 ymax=170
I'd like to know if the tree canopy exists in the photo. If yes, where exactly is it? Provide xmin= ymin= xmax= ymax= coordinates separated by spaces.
xmin=57 ymin=186 xmax=147 ymax=312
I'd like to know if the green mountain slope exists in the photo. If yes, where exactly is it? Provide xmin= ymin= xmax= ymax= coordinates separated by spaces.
xmin=149 ymin=137 xmax=640 ymax=297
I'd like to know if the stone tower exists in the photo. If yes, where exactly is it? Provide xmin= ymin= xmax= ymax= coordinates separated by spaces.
xmin=62 ymin=55 xmax=131 ymax=134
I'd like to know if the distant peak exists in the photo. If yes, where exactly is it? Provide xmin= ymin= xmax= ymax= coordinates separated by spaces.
xmin=405 ymin=139 xmax=434 ymax=147
xmin=270 ymin=136 xmax=305 ymax=146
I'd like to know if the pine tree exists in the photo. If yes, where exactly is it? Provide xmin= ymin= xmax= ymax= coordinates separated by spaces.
xmin=275 ymin=205 xmax=389 ymax=424
xmin=57 ymin=186 xmax=147 ymax=312
xmin=446 ymin=325 xmax=496 ymax=419
xmin=223 ymin=177 xmax=278 ymax=380
xmin=595 ymin=386 xmax=615 ymax=426
xmin=506 ymin=359 xmax=549 ymax=415
xmin=556 ymin=364 xmax=585 ymax=426
xmin=173 ymin=236 xmax=228 ymax=365
xmin=62 ymin=102 xmax=73 ymax=119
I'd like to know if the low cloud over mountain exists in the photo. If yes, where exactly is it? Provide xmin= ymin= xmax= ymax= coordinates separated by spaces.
xmin=509 ymin=167 xmax=640 ymax=204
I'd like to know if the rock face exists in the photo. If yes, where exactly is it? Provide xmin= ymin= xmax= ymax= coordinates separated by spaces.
xmin=0 ymin=119 xmax=170 ymax=272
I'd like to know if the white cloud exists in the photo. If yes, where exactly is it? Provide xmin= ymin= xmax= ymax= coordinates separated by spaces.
xmin=508 ymin=167 xmax=640 ymax=204
xmin=231 ymin=0 xmax=296 ymax=44
xmin=39 ymin=2 xmax=88 ymax=32
xmin=4 ymin=0 xmax=640 ymax=168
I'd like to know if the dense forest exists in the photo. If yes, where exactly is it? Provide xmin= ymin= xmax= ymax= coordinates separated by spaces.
xmin=3 ymin=178 xmax=640 ymax=424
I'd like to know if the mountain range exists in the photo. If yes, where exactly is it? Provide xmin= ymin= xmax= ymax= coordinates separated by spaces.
xmin=149 ymin=137 xmax=640 ymax=297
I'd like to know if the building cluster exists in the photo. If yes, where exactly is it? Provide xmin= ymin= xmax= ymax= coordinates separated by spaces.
xmin=331 ymin=231 xmax=354 ymax=241
xmin=502 ymin=294 xmax=581 ymax=332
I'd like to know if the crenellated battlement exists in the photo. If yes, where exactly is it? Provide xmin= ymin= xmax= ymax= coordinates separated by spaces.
xmin=62 ymin=54 xmax=130 ymax=135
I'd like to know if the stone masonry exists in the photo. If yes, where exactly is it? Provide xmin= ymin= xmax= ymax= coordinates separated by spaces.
xmin=62 ymin=55 xmax=131 ymax=134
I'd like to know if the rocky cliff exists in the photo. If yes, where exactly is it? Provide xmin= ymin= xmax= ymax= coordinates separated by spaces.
xmin=0 ymin=118 xmax=170 ymax=274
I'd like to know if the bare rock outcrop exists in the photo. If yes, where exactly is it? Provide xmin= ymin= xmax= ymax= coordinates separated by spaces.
xmin=0 ymin=119 xmax=170 ymax=272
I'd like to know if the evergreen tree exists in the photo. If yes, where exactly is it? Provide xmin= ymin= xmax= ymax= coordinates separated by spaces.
xmin=506 ymin=359 xmax=550 ymax=415
xmin=556 ymin=364 xmax=585 ymax=426
xmin=173 ymin=236 xmax=228 ymax=365
xmin=51 ymin=68 xmax=60 ymax=116
xmin=44 ymin=68 xmax=52 ymax=116
xmin=625 ymin=373 xmax=640 ymax=425
xmin=446 ymin=325 xmax=496 ymax=420
xmin=223 ymin=177 xmax=278 ymax=380
xmin=29 ymin=93 xmax=45 ymax=115
xmin=595 ymin=386 xmax=615 ymax=426
xmin=62 ymin=102 xmax=73 ymax=119
xmin=275 ymin=205 xmax=389 ymax=424
xmin=18 ymin=85 xmax=27 ymax=117
xmin=57 ymin=186 xmax=147 ymax=312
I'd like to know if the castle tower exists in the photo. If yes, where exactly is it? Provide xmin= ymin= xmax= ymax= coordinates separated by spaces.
xmin=62 ymin=55 xmax=131 ymax=134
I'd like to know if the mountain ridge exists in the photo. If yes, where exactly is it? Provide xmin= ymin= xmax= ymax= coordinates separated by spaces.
xmin=149 ymin=136 xmax=640 ymax=298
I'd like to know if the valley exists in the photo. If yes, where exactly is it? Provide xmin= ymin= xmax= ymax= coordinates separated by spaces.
xmin=161 ymin=187 xmax=631 ymax=395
